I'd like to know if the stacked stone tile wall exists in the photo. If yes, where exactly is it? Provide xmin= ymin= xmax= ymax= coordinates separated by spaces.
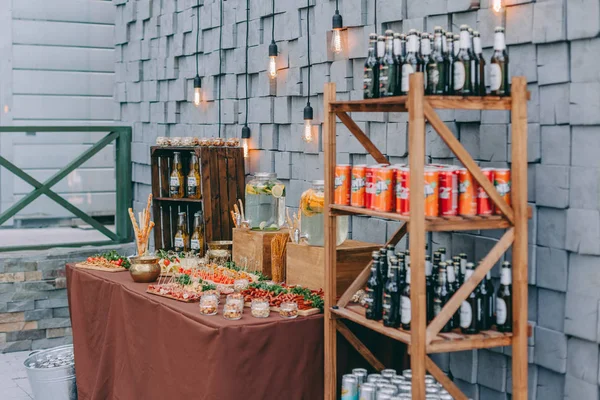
xmin=116 ymin=0 xmax=600 ymax=398
xmin=0 ymin=244 xmax=134 ymax=353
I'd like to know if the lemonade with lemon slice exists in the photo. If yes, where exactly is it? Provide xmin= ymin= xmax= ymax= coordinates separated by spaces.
xmin=300 ymin=180 xmax=348 ymax=246
xmin=245 ymin=172 xmax=286 ymax=229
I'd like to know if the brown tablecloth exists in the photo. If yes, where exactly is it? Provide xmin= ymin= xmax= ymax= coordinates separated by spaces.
xmin=66 ymin=264 xmax=324 ymax=400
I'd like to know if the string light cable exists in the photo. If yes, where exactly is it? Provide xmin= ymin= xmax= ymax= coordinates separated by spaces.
xmin=268 ymin=0 xmax=278 ymax=79
xmin=193 ymin=0 xmax=202 ymax=105
xmin=241 ymin=0 xmax=251 ymax=157
xmin=302 ymin=0 xmax=313 ymax=143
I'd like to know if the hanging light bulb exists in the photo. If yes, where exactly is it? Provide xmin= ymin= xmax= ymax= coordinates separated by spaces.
xmin=241 ymin=125 xmax=250 ymax=158
xmin=493 ymin=0 xmax=502 ymax=13
xmin=193 ymin=74 xmax=202 ymax=106
xmin=331 ymin=10 xmax=344 ymax=54
xmin=302 ymin=103 xmax=314 ymax=143
xmin=268 ymin=40 xmax=278 ymax=79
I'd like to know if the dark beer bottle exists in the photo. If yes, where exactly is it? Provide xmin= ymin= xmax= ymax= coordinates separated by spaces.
xmin=447 ymin=261 xmax=460 ymax=328
xmin=400 ymin=262 xmax=411 ymax=330
xmin=432 ymin=251 xmax=441 ymax=282
xmin=444 ymin=32 xmax=455 ymax=94
xmin=454 ymin=25 xmax=472 ymax=95
xmin=479 ymin=267 xmax=493 ymax=330
xmin=452 ymin=261 xmax=461 ymax=290
xmin=468 ymin=27 xmax=478 ymax=96
xmin=418 ymin=32 xmax=431 ymax=91
xmin=379 ymin=247 xmax=388 ymax=286
xmin=363 ymin=34 xmax=379 ymax=99
xmin=425 ymin=255 xmax=434 ymax=323
xmin=379 ymin=30 xmax=397 ymax=97
xmin=397 ymin=252 xmax=406 ymax=288
xmin=427 ymin=27 xmax=445 ymax=95
xmin=400 ymin=30 xmax=419 ymax=95
xmin=496 ymin=261 xmax=512 ymax=332
xmin=383 ymin=257 xmax=401 ymax=328
xmin=453 ymin=33 xmax=460 ymax=57
xmin=438 ymin=247 xmax=447 ymax=262
xmin=485 ymin=270 xmax=495 ymax=321
xmin=473 ymin=31 xmax=486 ymax=96
xmin=490 ymin=27 xmax=509 ymax=96
xmin=459 ymin=253 xmax=468 ymax=284
xmin=393 ymin=33 xmax=405 ymax=95
xmin=434 ymin=262 xmax=452 ymax=332
xmin=365 ymin=252 xmax=383 ymax=320
xmin=460 ymin=262 xmax=480 ymax=334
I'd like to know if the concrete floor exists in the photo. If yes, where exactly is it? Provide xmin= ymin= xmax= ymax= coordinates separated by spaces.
xmin=0 ymin=225 xmax=115 ymax=247
xmin=0 ymin=351 xmax=33 ymax=399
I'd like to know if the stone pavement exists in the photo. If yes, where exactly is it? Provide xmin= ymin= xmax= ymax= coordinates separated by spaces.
xmin=0 ymin=351 xmax=33 ymax=399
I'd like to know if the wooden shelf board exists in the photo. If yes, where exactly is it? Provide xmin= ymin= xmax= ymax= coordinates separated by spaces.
xmin=328 ymin=95 xmax=512 ymax=113
xmin=332 ymin=304 xmax=514 ymax=354
xmin=154 ymin=197 xmax=203 ymax=203
xmin=329 ymin=204 xmax=532 ymax=232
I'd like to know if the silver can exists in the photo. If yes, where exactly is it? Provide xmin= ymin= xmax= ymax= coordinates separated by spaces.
xmin=390 ymin=376 xmax=406 ymax=386
xmin=359 ymin=382 xmax=377 ymax=400
xmin=341 ymin=374 xmax=359 ymax=400
xmin=402 ymin=369 xmax=412 ymax=379
xmin=440 ymin=394 xmax=453 ymax=400
xmin=353 ymin=368 xmax=368 ymax=386
xmin=426 ymin=386 xmax=441 ymax=395
xmin=381 ymin=368 xmax=397 ymax=379
xmin=376 ymin=393 xmax=393 ymax=400
xmin=398 ymin=383 xmax=412 ymax=394
xmin=425 ymin=375 xmax=437 ymax=385
xmin=380 ymin=385 xmax=399 ymax=395
xmin=376 ymin=380 xmax=392 ymax=391
xmin=368 ymin=373 xmax=383 ymax=383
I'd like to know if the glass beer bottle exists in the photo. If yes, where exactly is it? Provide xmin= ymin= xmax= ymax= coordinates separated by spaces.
xmin=190 ymin=211 xmax=205 ymax=257
xmin=169 ymin=152 xmax=184 ymax=198
xmin=496 ymin=261 xmax=513 ymax=332
xmin=363 ymin=34 xmax=379 ymax=99
xmin=174 ymin=212 xmax=189 ymax=252
xmin=379 ymin=30 xmax=397 ymax=97
xmin=186 ymin=152 xmax=201 ymax=199
xmin=490 ymin=27 xmax=510 ymax=96
xmin=454 ymin=25 xmax=473 ymax=95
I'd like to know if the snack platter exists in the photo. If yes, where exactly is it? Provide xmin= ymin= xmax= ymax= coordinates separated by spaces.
xmin=75 ymin=263 xmax=127 ymax=273
xmin=146 ymin=289 xmax=199 ymax=303
xmin=75 ymin=251 xmax=131 ymax=272
xmin=243 ymin=302 xmax=321 ymax=317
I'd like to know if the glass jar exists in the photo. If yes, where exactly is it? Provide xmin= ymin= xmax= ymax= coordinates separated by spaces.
xmin=245 ymin=172 xmax=286 ymax=229
xmin=233 ymin=279 xmax=249 ymax=293
xmin=279 ymin=301 xmax=298 ymax=319
xmin=251 ymin=298 xmax=270 ymax=318
xmin=226 ymin=293 xmax=244 ymax=311
xmin=199 ymin=293 xmax=218 ymax=316
xmin=300 ymin=180 xmax=348 ymax=246
xmin=223 ymin=303 xmax=242 ymax=320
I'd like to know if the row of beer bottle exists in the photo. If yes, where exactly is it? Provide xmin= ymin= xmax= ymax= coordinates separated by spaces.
xmin=365 ymin=246 xmax=512 ymax=334
xmin=364 ymin=25 xmax=510 ymax=98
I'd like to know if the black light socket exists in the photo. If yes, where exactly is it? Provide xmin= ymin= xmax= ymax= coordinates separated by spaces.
xmin=332 ymin=10 xmax=343 ymax=30
xmin=303 ymin=103 xmax=313 ymax=120
xmin=241 ymin=125 xmax=251 ymax=139
xmin=268 ymin=40 xmax=278 ymax=57
xmin=194 ymin=74 xmax=202 ymax=89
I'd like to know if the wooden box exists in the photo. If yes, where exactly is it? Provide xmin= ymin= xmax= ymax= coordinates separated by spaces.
xmin=232 ymin=228 xmax=288 ymax=278
xmin=151 ymin=146 xmax=245 ymax=250
xmin=286 ymin=240 xmax=380 ymax=295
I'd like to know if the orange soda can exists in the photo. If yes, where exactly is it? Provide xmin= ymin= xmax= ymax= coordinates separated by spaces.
xmin=351 ymin=165 xmax=367 ymax=208
xmin=334 ymin=164 xmax=351 ymax=205
xmin=374 ymin=166 xmax=395 ymax=212
xmin=458 ymin=168 xmax=477 ymax=216
xmin=439 ymin=167 xmax=458 ymax=216
xmin=477 ymin=168 xmax=495 ymax=216
xmin=424 ymin=167 xmax=439 ymax=217
xmin=494 ymin=168 xmax=511 ymax=215
xmin=395 ymin=167 xmax=410 ymax=215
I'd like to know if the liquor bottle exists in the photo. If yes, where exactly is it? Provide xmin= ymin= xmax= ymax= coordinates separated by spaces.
xmin=379 ymin=30 xmax=397 ymax=97
xmin=174 ymin=211 xmax=189 ymax=252
xmin=444 ymin=32 xmax=455 ymax=94
xmin=432 ymin=251 xmax=441 ymax=282
xmin=393 ymin=33 xmax=405 ymax=95
xmin=401 ymin=262 xmax=411 ymax=330
xmin=169 ymin=152 xmax=184 ymax=198
xmin=485 ymin=269 xmax=495 ymax=319
xmin=400 ymin=30 xmax=419 ymax=95
xmin=404 ymin=249 xmax=410 ymax=266
xmin=453 ymin=34 xmax=460 ymax=57
xmin=365 ymin=252 xmax=383 ymax=320
xmin=190 ymin=211 xmax=205 ymax=257
xmin=363 ymin=34 xmax=379 ymax=99
xmin=496 ymin=261 xmax=512 ymax=332
xmin=386 ymin=244 xmax=396 ymax=266
xmin=438 ymin=247 xmax=447 ymax=262
xmin=397 ymin=252 xmax=406 ymax=287
xmin=427 ymin=27 xmax=445 ymax=95
xmin=473 ymin=31 xmax=486 ymax=96
xmin=186 ymin=152 xmax=202 ymax=199
xmin=460 ymin=262 xmax=480 ymax=334
xmin=452 ymin=260 xmax=462 ymax=289
xmin=454 ymin=25 xmax=472 ymax=95
xmin=478 ymin=268 xmax=493 ymax=330
xmin=383 ymin=257 xmax=401 ymax=328
xmin=468 ymin=27 xmax=478 ymax=96
xmin=447 ymin=262 xmax=460 ymax=328
xmin=379 ymin=247 xmax=388 ymax=286
xmin=459 ymin=253 xmax=468 ymax=283
xmin=419 ymin=32 xmax=432 ymax=90
xmin=425 ymin=254 xmax=434 ymax=323
xmin=434 ymin=262 xmax=452 ymax=332
xmin=377 ymin=34 xmax=385 ymax=63
xmin=452 ymin=255 xmax=461 ymax=281
xmin=490 ymin=27 xmax=510 ymax=96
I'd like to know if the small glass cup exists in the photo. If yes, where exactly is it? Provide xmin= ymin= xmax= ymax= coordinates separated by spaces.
xmin=279 ymin=301 xmax=298 ymax=319
xmin=226 ymin=293 xmax=244 ymax=311
xmin=199 ymin=293 xmax=218 ymax=316
xmin=156 ymin=136 xmax=170 ymax=146
xmin=233 ymin=278 xmax=249 ymax=293
xmin=182 ymin=137 xmax=195 ymax=147
xmin=223 ymin=302 xmax=242 ymax=320
xmin=251 ymin=298 xmax=270 ymax=318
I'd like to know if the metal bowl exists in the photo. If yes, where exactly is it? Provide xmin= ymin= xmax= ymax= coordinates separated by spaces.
xmin=129 ymin=255 xmax=160 ymax=283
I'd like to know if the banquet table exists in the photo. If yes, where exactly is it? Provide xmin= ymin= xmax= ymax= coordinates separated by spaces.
xmin=66 ymin=264 xmax=324 ymax=400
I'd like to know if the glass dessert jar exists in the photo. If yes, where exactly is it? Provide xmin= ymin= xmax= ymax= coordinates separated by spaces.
xmin=251 ymin=298 xmax=270 ymax=318
xmin=223 ymin=303 xmax=242 ymax=320
xmin=300 ymin=180 xmax=348 ymax=246
xmin=234 ymin=279 xmax=249 ymax=293
xmin=245 ymin=172 xmax=286 ymax=229
xmin=279 ymin=301 xmax=298 ymax=319
xmin=199 ymin=293 xmax=218 ymax=316
xmin=226 ymin=293 xmax=244 ymax=311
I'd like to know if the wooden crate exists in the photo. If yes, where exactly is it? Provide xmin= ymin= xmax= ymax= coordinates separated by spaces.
xmin=286 ymin=240 xmax=380 ymax=295
xmin=232 ymin=228 xmax=288 ymax=278
xmin=151 ymin=146 xmax=245 ymax=250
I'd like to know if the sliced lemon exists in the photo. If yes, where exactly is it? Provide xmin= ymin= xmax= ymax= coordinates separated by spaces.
xmin=268 ymin=223 xmax=279 ymax=230
xmin=259 ymin=221 xmax=267 ymax=230
xmin=271 ymin=184 xmax=285 ymax=198
xmin=246 ymin=184 xmax=258 ymax=195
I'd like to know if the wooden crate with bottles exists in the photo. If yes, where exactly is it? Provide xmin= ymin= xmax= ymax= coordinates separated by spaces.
xmin=150 ymin=146 xmax=245 ymax=252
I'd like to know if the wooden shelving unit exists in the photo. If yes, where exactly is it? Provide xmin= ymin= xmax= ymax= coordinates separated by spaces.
xmin=323 ymin=74 xmax=529 ymax=400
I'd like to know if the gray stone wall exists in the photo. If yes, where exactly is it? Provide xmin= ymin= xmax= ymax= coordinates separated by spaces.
xmin=116 ymin=0 xmax=600 ymax=398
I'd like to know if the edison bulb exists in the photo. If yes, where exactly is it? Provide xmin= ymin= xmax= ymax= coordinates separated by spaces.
xmin=242 ymin=138 xmax=249 ymax=158
xmin=331 ymin=29 xmax=343 ymax=54
xmin=302 ymin=120 xmax=313 ymax=143
xmin=194 ymin=87 xmax=201 ymax=106
xmin=493 ymin=0 xmax=502 ymax=13
xmin=268 ymin=56 xmax=277 ymax=79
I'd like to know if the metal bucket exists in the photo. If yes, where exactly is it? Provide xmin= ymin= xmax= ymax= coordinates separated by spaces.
xmin=23 ymin=344 xmax=77 ymax=400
